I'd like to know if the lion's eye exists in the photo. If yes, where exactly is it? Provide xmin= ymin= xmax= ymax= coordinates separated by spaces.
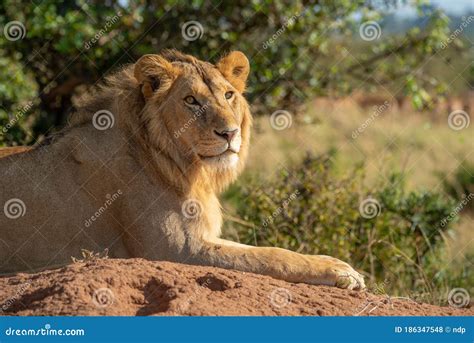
xmin=225 ymin=91 xmax=234 ymax=100
xmin=184 ymin=96 xmax=199 ymax=105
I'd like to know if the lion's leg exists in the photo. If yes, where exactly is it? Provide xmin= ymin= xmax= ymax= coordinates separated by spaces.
xmin=185 ymin=239 xmax=365 ymax=290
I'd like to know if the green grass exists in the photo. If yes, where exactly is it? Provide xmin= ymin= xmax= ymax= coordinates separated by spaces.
xmin=221 ymin=101 xmax=473 ymax=305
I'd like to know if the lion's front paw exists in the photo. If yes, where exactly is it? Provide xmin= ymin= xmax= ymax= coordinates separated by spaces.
xmin=308 ymin=255 xmax=366 ymax=290
xmin=331 ymin=261 xmax=366 ymax=290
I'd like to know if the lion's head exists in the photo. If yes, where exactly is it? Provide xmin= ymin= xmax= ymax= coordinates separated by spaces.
xmin=74 ymin=50 xmax=252 ymax=195
xmin=130 ymin=50 xmax=252 ymax=193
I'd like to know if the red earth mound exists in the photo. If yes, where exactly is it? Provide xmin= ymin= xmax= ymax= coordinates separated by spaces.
xmin=0 ymin=258 xmax=471 ymax=316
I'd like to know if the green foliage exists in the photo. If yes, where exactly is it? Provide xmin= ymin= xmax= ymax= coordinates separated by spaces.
xmin=0 ymin=54 xmax=38 ymax=145
xmin=0 ymin=0 xmax=470 ymax=303
xmin=442 ymin=162 xmax=474 ymax=211
xmin=224 ymin=154 xmax=472 ymax=303
xmin=0 ymin=0 xmax=465 ymax=146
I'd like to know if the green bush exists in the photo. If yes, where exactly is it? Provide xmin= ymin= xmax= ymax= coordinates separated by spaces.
xmin=442 ymin=162 xmax=474 ymax=211
xmin=0 ymin=0 xmax=460 ymax=146
xmin=223 ymin=153 xmax=472 ymax=304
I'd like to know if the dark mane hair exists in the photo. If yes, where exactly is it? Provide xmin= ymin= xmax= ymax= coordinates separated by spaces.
xmin=68 ymin=65 xmax=141 ymax=128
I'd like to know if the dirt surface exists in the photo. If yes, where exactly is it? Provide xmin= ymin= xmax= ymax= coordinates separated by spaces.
xmin=0 ymin=258 xmax=471 ymax=316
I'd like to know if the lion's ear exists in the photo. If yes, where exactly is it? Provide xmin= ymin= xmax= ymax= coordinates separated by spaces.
xmin=134 ymin=54 xmax=177 ymax=99
xmin=216 ymin=51 xmax=250 ymax=93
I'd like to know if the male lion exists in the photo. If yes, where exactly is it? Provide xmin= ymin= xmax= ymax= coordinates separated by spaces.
xmin=0 ymin=50 xmax=365 ymax=289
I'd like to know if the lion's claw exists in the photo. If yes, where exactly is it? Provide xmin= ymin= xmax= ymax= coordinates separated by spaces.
xmin=332 ymin=263 xmax=366 ymax=290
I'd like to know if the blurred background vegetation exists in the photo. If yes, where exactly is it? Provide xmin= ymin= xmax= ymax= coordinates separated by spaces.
xmin=0 ymin=0 xmax=472 ymax=305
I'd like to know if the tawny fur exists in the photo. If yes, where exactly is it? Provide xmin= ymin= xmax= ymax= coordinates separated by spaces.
xmin=0 ymin=50 xmax=364 ymax=290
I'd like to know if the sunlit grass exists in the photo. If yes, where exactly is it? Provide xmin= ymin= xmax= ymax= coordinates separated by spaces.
xmin=222 ymin=99 xmax=473 ymax=302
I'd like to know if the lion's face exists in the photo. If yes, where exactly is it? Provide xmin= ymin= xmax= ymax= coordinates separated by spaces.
xmin=134 ymin=51 xmax=251 ymax=172
xmin=166 ymin=66 xmax=245 ymax=169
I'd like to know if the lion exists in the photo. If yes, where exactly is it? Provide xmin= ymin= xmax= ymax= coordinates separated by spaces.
xmin=0 ymin=50 xmax=365 ymax=289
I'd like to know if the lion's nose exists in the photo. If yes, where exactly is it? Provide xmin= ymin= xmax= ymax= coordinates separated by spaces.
xmin=214 ymin=128 xmax=239 ymax=143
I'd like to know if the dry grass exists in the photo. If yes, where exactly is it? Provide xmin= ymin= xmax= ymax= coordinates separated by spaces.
xmin=243 ymin=97 xmax=473 ymax=259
